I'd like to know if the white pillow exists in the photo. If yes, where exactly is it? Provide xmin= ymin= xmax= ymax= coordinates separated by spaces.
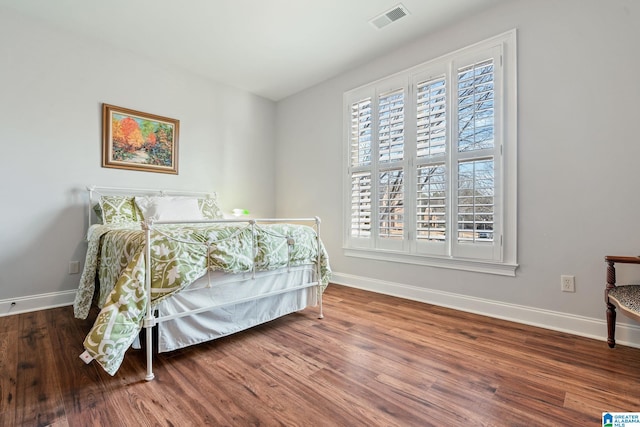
xmin=135 ymin=196 xmax=204 ymax=221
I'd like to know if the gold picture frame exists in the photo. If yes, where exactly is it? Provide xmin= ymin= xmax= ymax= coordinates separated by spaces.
xmin=102 ymin=103 xmax=179 ymax=174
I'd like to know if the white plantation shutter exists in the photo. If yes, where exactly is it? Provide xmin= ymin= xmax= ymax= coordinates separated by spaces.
xmin=452 ymin=53 xmax=499 ymax=259
xmin=416 ymin=164 xmax=446 ymax=241
xmin=378 ymin=88 xmax=404 ymax=163
xmin=456 ymin=58 xmax=495 ymax=243
xmin=344 ymin=31 xmax=516 ymax=274
xmin=350 ymin=171 xmax=371 ymax=238
xmin=416 ymin=77 xmax=446 ymax=158
xmin=458 ymin=59 xmax=495 ymax=152
xmin=350 ymin=98 xmax=372 ymax=167
xmin=377 ymin=88 xmax=405 ymax=242
xmin=415 ymin=75 xmax=448 ymax=247
xmin=349 ymin=97 xmax=373 ymax=241
xmin=378 ymin=168 xmax=403 ymax=239
xmin=457 ymin=159 xmax=494 ymax=242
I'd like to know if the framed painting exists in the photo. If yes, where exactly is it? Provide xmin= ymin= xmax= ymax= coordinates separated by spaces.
xmin=102 ymin=104 xmax=180 ymax=174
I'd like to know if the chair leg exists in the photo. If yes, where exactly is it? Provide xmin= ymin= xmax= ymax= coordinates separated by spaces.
xmin=606 ymin=301 xmax=616 ymax=348
xmin=606 ymin=260 xmax=617 ymax=348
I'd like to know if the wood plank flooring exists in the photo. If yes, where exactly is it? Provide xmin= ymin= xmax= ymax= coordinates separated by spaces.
xmin=1 ymin=284 xmax=640 ymax=426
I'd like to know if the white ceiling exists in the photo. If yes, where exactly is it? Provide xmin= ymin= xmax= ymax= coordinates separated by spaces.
xmin=0 ymin=0 xmax=510 ymax=101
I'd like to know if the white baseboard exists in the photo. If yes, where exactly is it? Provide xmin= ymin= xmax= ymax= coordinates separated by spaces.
xmin=4 ymin=276 xmax=640 ymax=350
xmin=0 ymin=290 xmax=76 ymax=317
xmin=331 ymin=272 xmax=640 ymax=349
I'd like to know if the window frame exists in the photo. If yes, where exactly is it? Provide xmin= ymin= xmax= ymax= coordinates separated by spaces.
xmin=343 ymin=30 xmax=518 ymax=276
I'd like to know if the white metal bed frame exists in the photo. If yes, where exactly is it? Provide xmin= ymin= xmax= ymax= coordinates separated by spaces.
xmin=87 ymin=186 xmax=324 ymax=381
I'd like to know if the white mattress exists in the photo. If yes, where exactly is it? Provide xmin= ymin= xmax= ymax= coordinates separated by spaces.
xmin=153 ymin=265 xmax=318 ymax=352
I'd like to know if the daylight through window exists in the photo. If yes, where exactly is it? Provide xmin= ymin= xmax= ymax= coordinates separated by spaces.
xmin=343 ymin=30 xmax=517 ymax=275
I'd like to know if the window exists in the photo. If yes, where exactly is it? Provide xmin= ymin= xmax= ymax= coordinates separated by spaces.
xmin=343 ymin=30 xmax=517 ymax=276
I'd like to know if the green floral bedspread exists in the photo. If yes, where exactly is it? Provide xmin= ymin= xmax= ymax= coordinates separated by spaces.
xmin=73 ymin=222 xmax=331 ymax=375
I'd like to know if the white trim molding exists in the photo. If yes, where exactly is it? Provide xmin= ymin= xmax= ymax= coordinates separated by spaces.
xmin=0 ymin=290 xmax=76 ymax=317
xmin=331 ymin=272 xmax=640 ymax=349
xmin=344 ymin=247 xmax=518 ymax=276
xmin=4 ymin=277 xmax=640 ymax=351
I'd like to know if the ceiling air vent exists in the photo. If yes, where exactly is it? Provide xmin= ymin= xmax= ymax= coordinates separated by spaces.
xmin=370 ymin=4 xmax=410 ymax=30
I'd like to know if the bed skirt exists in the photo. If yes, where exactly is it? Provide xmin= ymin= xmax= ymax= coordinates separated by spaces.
xmin=153 ymin=265 xmax=317 ymax=352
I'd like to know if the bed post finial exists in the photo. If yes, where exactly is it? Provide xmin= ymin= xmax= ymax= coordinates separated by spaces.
xmin=87 ymin=186 xmax=97 ymax=231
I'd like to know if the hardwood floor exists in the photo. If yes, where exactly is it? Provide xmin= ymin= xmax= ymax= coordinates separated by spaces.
xmin=1 ymin=284 xmax=640 ymax=426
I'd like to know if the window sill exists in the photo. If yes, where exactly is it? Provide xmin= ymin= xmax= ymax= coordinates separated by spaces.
xmin=343 ymin=247 xmax=518 ymax=276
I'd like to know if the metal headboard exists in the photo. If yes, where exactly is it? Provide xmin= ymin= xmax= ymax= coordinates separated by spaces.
xmin=87 ymin=185 xmax=218 ymax=227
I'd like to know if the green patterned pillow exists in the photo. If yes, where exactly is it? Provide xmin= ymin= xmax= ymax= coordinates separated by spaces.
xmin=92 ymin=203 xmax=103 ymax=223
xmin=99 ymin=195 xmax=140 ymax=224
xmin=198 ymin=197 xmax=224 ymax=219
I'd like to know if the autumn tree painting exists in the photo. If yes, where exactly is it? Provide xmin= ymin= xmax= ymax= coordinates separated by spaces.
xmin=103 ymin=104 xmax=179 ymax=174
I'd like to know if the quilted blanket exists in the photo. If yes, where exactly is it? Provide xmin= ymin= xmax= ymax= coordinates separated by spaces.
xmin=73 ymin=222 xmax=331 ymax=375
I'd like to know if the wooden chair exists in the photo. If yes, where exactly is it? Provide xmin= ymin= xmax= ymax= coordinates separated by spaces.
xmin=605 ymin=255 xmax=640 ymax=347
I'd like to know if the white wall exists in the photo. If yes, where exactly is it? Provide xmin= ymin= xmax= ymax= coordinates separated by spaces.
xmin=0 ymin=8 xmax=276 ymax=312
xmin=275 ymin=0 xmax=640 ymax=344
xmin=3 ymin=0 xmax=640 ymax=345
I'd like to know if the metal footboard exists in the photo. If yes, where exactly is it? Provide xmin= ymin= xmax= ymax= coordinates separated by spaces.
xmin=141 ymin=217 xmax=324 ymax=381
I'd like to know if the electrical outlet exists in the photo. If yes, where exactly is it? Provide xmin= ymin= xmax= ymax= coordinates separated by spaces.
xmin=561 ymin=275 xmax=575 ymax=292
xmin=69 ymin=261 xmax=80 ymax=274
